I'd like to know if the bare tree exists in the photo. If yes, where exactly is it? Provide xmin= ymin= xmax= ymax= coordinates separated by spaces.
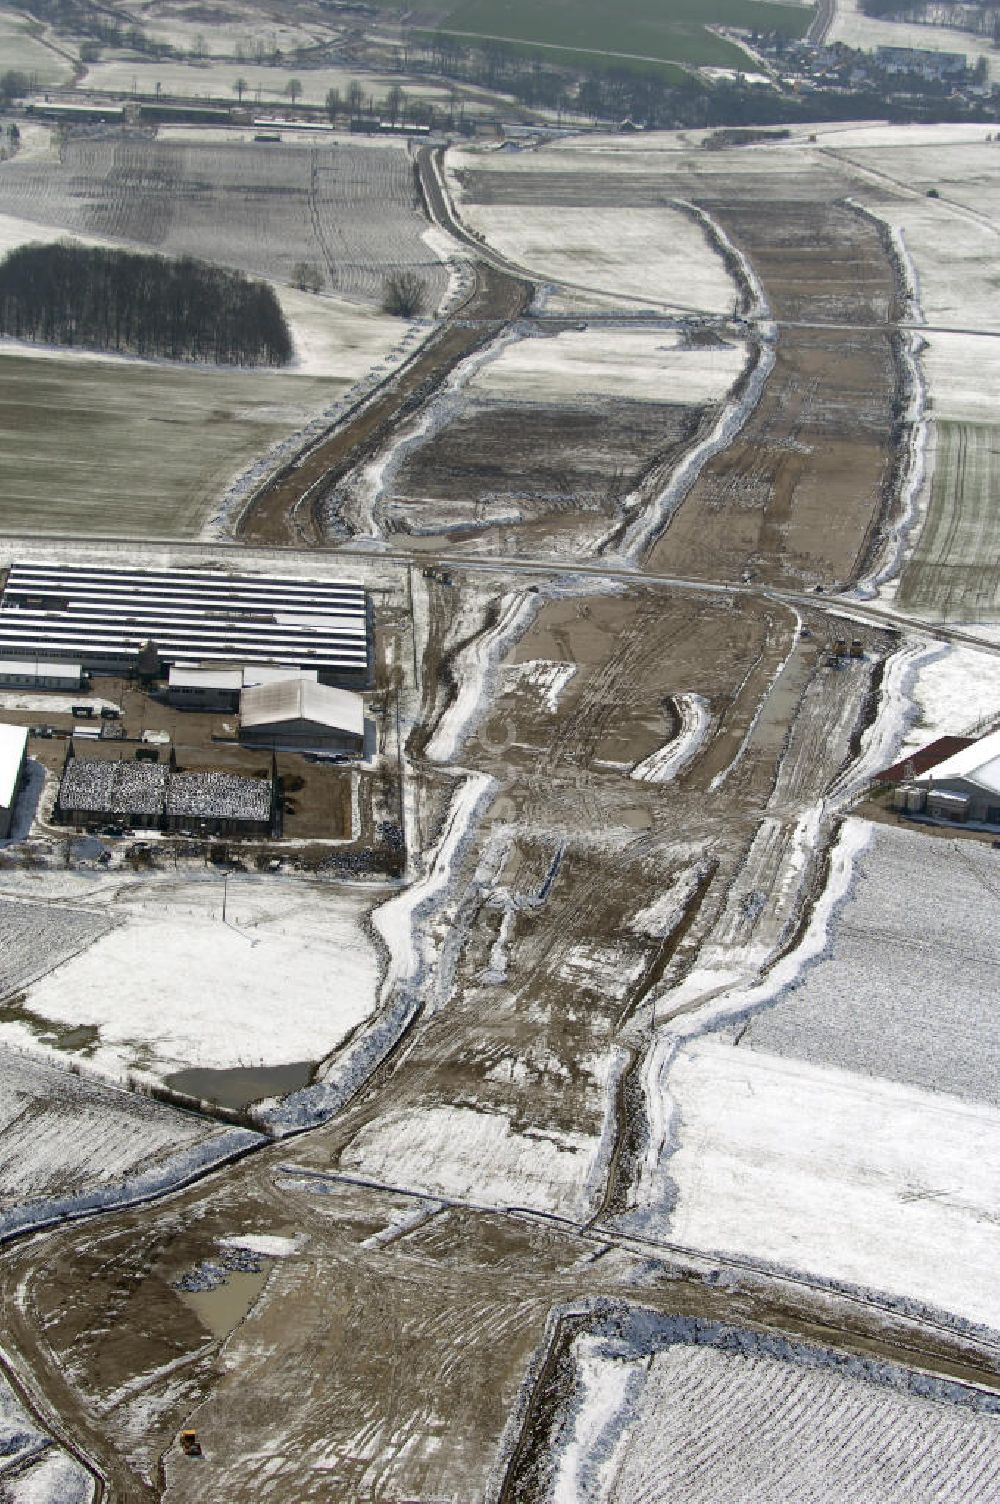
xmin=325 ymin=86 xmax=341 ymax=122
xmin=285 ymin=77 xmax=302 ymax=105
xmin=232 ymin=76 xmax=248 ymax=103
xmin=385 ymin=82 xmax=405 ymax=122
xmin=381 ymin=270 xmax=427 ymax=319
xmin=347 ymin=79 xmax=364 ymax=115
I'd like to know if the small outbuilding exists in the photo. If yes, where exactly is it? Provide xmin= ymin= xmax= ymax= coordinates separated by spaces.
xmin=240 ymin=679 xmax=365 ymax=756
xmin=0 ymin=658 xmax=83 ymax=692
xmin=167 ymin=665 xmax=244 ymax=713
xmin=168 ymin=663 xmax=319 ymax=711
xmin=0 ymin=723 xmax=28 ymax=838
xmin=897 ymin=728 xmax=1000 ymax=825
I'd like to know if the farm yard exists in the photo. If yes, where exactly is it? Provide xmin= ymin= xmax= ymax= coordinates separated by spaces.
xmin=826 ymin=0 xmax=1000 ymax=80
xmin=2 ymin=113 xmax=1000 ymax=1504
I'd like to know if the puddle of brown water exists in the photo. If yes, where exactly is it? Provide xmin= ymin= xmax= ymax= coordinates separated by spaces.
xmin=177 ymin=1269 xmax=269 ymax=1341
xmin=165 ymin=1059 xmax=316 ymax=1110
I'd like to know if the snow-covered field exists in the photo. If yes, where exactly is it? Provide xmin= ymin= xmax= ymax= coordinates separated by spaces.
xmin=0 ymin=194 xmax=424 ymax=537
xmin=828 ymin=0 xmax=1000 ymax=79
xmin=1 ymin=874 xmax=381 ymax=1084
xmin=548 ymin=1323 xmax=1000 ymax=1504
xmin=78 ymin=58 xmax=454 ymax=108
xmin=664 ymin=1036 xmax=1000 ymax=1330
xmin=0 ymin=137 xmax=448 ymax=309
xmin=471 ymin=329 xmax=747 ymax=407
xmin=858 ymin=202 xmax=1000 ymax=333
xmin=743 ymin=822 xmax=1000 ymax=1105
xmin=0 ymin=1367 xmax=93 ymax=1504
xmin=445 ymin=149 xmax=737 ymax=313
xmin=340 ymin=1096 xmax=611 ymax=1219
xmin=897 ymin=643 xmax=1000 ymax=747
xmin=0 ymin=1048 xmax=227 ymax=1212
xmin=0 ymin=898 xmax=113 ymax=999
xmin=0 ymin=7 xmax=74 ymax=87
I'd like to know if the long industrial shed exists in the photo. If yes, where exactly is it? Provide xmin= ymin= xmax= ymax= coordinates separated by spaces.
xmin=0 ymin=562 xmax=372 ymax=687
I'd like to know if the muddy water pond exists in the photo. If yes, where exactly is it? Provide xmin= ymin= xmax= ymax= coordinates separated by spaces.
xmin=166 ymin=1059 xmax=316 ymax=1110
xmin=177 ymin=1269 xmax=270 ymax=1341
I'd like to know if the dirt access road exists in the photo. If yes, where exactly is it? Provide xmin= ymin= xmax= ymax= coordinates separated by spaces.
xmin=236 ymin=151 xmax=531 ymax=549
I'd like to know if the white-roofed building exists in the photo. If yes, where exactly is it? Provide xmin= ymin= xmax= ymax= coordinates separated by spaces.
xmin=167 ymin=663 xmax=321 ymax=711
xmin=240 ymin=679 xmax=366 ymax=756
xmin=167 ymin=665 xmax=244 ymax=712
xmin=0 ymin=659 xmax=82 ymax=691
xmin=905 ymin=728 xmax=1000 ymax=825
xmin=0 ymin=724 xmax=29 ymax=839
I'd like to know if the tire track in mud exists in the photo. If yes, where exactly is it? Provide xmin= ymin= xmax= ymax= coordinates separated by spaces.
xmin=236 ymin=257 xmax=531 ymax=547
xmin=236 ymin=148 xmax=533 ymax=548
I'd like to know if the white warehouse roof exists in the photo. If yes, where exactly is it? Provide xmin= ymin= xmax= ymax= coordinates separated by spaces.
xmin=169 ymin=665 xmax=244 ymax=692
xmin=169 ymin=664 xmax=319 ymax=690
xmin=915 ymin=728 xmax=1000 ymax=796
xmin=0 ymin=723 xmax=28 ymax=809
xmin=241 ymin=679 xmax=364 ymax=737
xmin=0 ymin=658 xmax=81 ymax=679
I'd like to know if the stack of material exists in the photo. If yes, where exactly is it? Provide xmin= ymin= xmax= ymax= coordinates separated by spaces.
xmin=166 ymin=772 xmax=272 ymax=824
xmin=58 ymin=757 xmax=168 ymax=820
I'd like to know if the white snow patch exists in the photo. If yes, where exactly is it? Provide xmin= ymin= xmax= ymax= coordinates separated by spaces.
xmin=12 ymin=877 xmax=380 ymax=1080
xmin=667 ymin=1037 xmax=1000 ymax=1332
xmin=897 ymin=643 xmax=1000 ymax=754
xmin=341 ymin=1103 xmax=597 ymax=1218
xmin=445 ymin=198 xmax=738 ymax=315
xmin=503 ymin=658 xmax=576 ymax=713
xmin=219 ymin=1233 xmax=303 ymax=1258
xmin=631 ymin=694 xmax=711 ymax=783
xmin=471 ymin=328 xmax=748 ymax=407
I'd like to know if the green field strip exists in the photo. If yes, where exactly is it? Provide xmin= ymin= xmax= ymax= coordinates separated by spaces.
xmin=898 ymin=419 xmax=1000 ymax=619
xmin=420 ymin=0 xmax=812 ymax=72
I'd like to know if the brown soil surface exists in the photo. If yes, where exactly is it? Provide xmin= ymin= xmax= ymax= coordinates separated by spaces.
xmin=236 ymin=261 xmax=531 ymax=548
xmin=383 ymin=396 xmax=704 ymax=550
xmin=643 ymin=194 xmax=902 ymax=588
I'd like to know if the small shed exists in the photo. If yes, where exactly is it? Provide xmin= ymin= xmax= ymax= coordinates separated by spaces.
xmin=240 ymin=679 xmax=365 ymax=756
xmin=167 ymin=665 xmax=244 ymax=712
xmin=0 ymin=723 xmax=28 ymax=838
xmin=0 ymin=658 xmax=83 ymax=691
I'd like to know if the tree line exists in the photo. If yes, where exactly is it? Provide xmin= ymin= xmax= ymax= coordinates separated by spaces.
xmin=0 ymin=244 xmax=293 ymax=366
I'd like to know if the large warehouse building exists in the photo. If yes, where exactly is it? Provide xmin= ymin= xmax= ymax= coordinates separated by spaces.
xmin=0 ymin=562 xmax=372 ymax=688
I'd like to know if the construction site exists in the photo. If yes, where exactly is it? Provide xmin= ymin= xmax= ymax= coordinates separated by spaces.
xmin=0 ymin=96 xmax=999 ymax=1504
